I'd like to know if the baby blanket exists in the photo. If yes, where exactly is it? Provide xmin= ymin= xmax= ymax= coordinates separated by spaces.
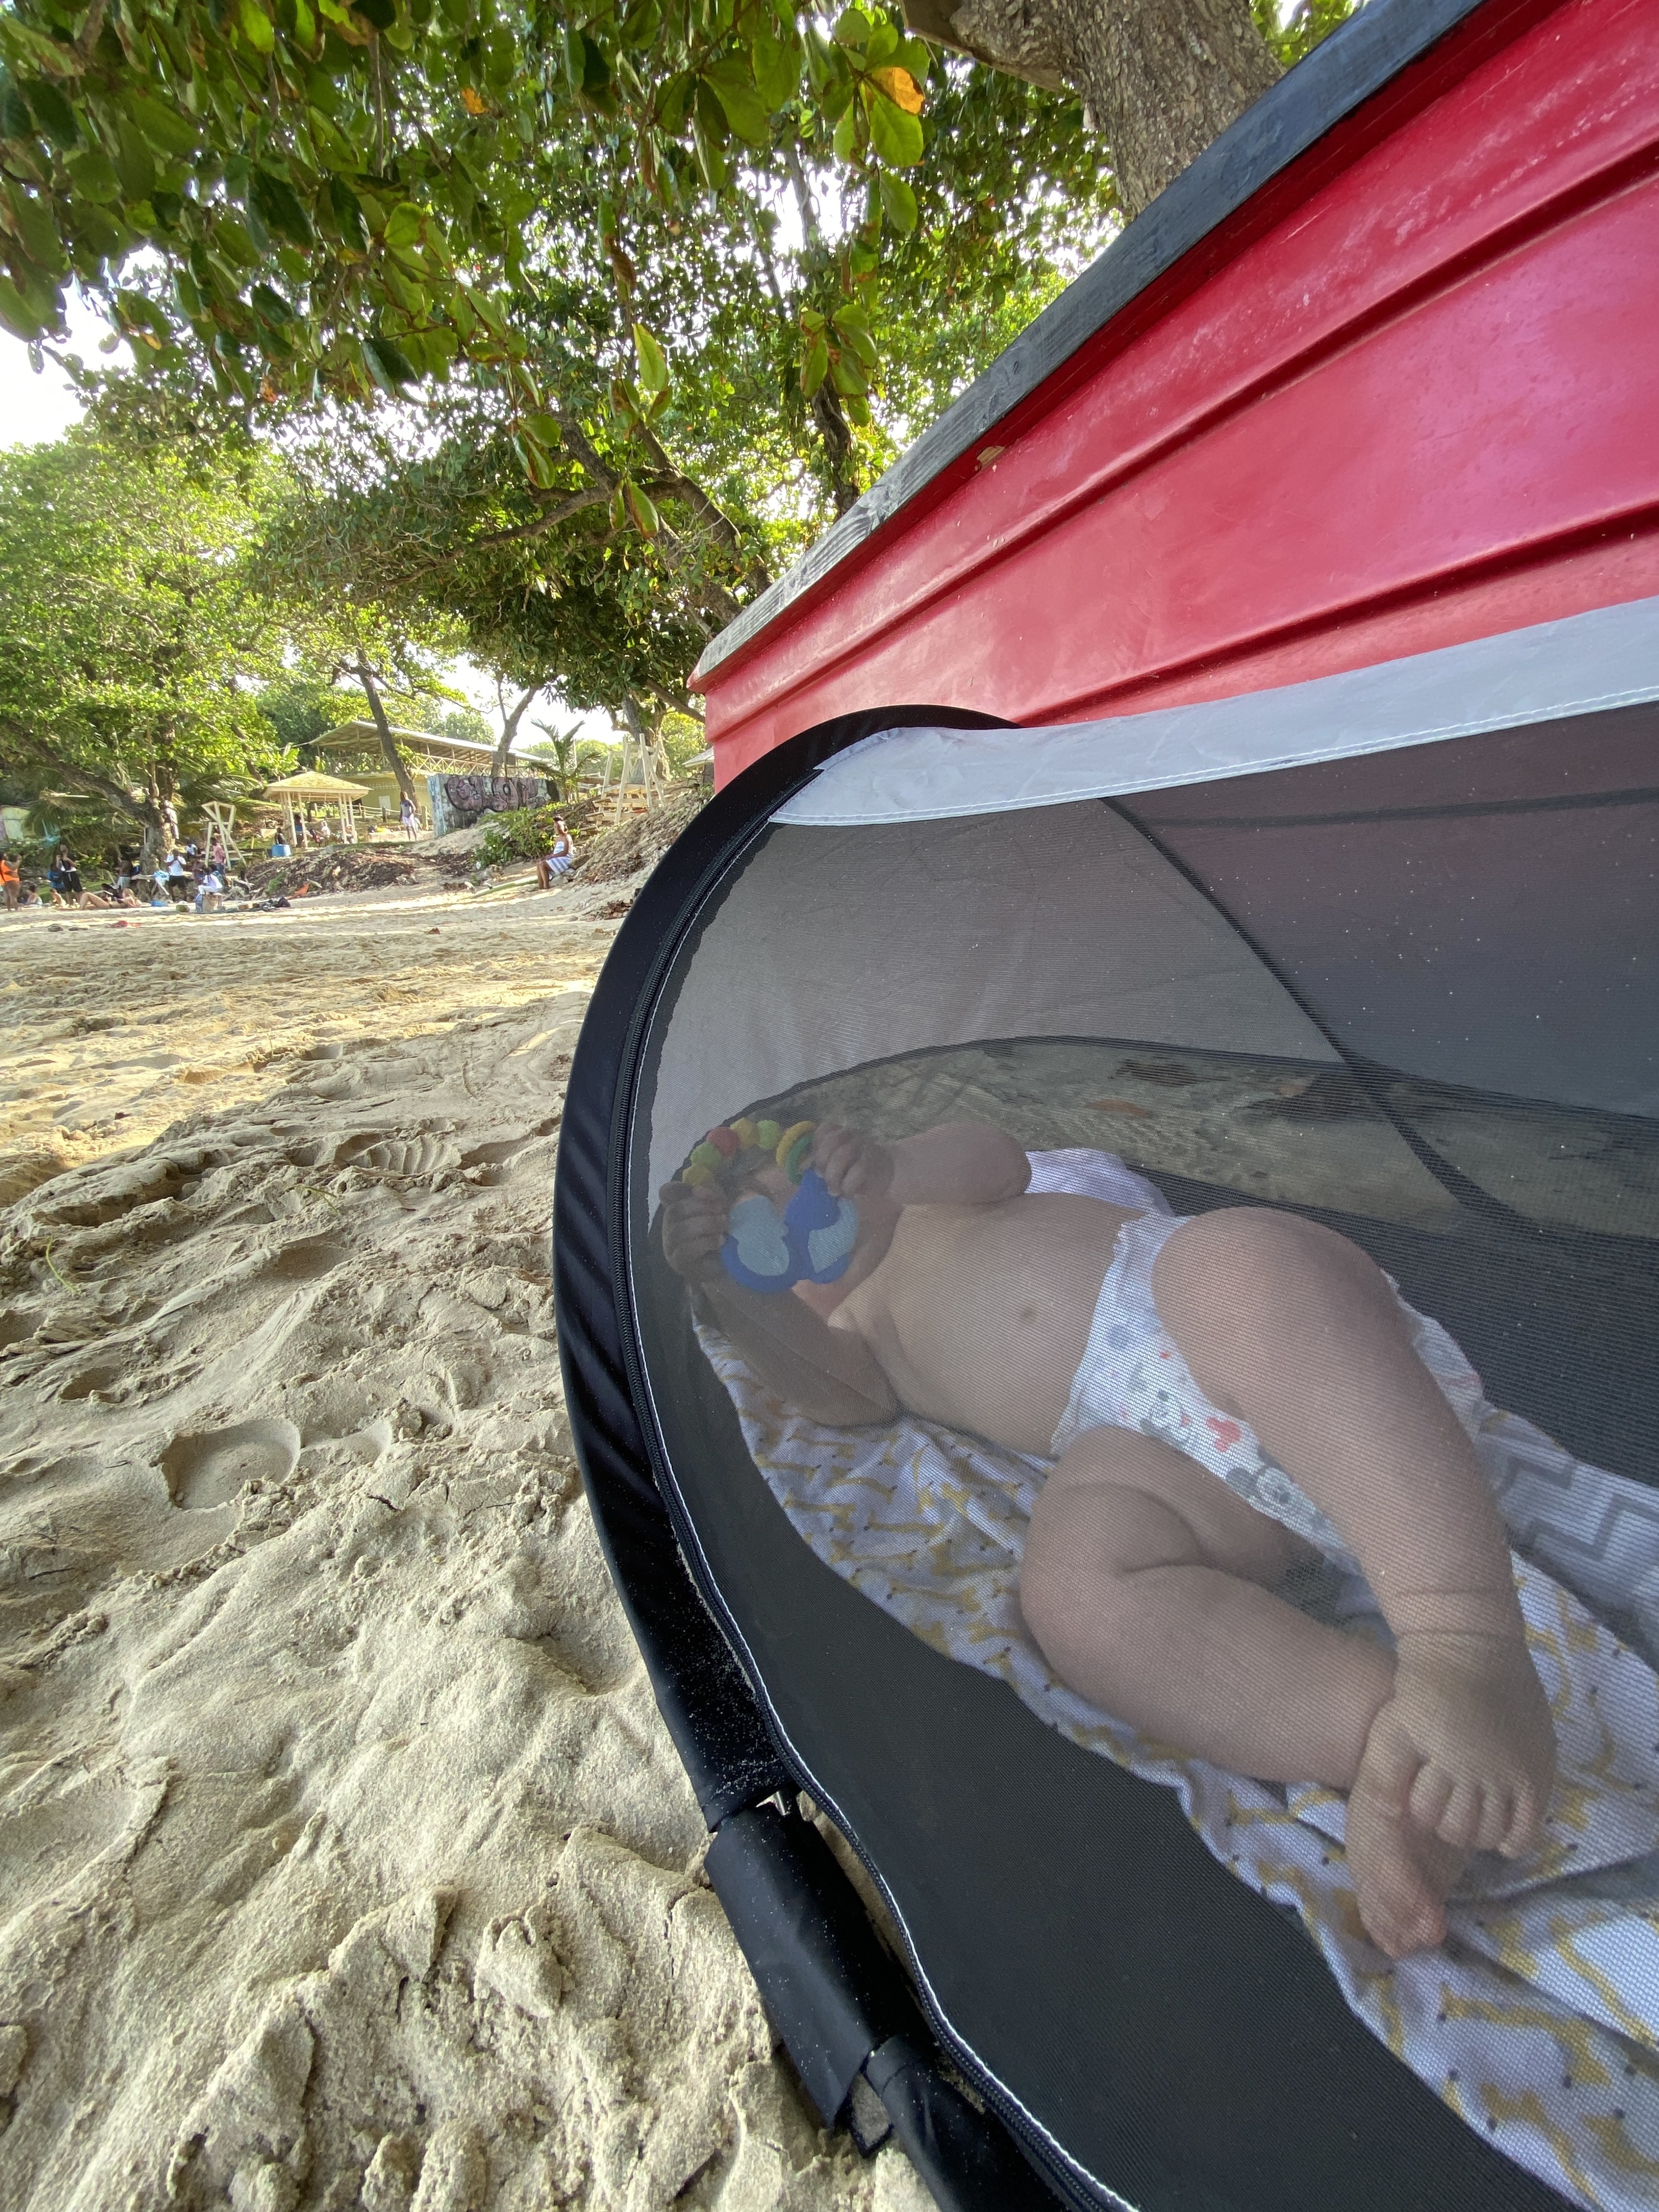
xmin=698 ymin=1149 xmax=1659 ymax=2211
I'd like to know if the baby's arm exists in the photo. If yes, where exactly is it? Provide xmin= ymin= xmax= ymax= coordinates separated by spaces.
xmin=813 ymin=1119 xmax=1030 ymax=1208
xmin=661 ymin=1178 xmax=899 ymax=1426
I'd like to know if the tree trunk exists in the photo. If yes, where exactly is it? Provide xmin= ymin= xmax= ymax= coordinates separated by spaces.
xmin=905 ymin=0 xmax=1281 ymax=220
xmin=493 ymin=682 xmax=541 ymax=775
xmin=811 ymin=385 xmax=863 ymax=518
xmin=354 ymin=659 xmax=419 ymax=807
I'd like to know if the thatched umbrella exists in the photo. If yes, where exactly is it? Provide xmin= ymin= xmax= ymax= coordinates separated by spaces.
xmin=261 ymin=771 xmax=372 ymax=847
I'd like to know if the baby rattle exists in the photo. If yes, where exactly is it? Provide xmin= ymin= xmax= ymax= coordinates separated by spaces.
xmin=682 ymin=1118 xmax=859 ymax=1295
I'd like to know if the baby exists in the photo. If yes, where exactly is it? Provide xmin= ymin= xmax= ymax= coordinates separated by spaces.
xmin=661 ymin=1118 xmax=1557 ymax=1961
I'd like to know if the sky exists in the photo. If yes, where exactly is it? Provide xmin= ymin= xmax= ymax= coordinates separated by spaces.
xmin=0 ymin=291 xmax=127 ymax=448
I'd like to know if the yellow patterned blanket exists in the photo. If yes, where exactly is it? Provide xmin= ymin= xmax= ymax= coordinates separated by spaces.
xmin=698 ymin=1150 xmax=1659 ymax=2211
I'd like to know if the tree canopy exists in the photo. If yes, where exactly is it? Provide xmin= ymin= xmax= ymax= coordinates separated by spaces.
xmin=0 ymin=0 xmax=1353 ymax=840
xmin=0 ymin=427 xmax=283 ymax=832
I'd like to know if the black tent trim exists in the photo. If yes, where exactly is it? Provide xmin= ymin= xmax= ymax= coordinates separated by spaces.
xmin=555 ymin=707 xmax=1083 ymax=2211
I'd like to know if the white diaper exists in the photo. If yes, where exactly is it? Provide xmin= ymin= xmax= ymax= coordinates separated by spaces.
xmin=1043 ymin=1166 xmax=1492 ymax=1570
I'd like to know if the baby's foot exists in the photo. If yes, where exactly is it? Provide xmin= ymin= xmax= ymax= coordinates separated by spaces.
xmin=1347 ymin=1630 xmax=1556 ymax=1958
xmin=1344 ymin=1781 xmax=1468 ymax=1958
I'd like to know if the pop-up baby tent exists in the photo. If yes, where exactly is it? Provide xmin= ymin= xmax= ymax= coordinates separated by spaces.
xmin=554 ymin=2 xmax=1659 ymax=2206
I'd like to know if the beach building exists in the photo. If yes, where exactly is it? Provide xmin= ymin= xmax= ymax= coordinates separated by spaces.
xmin=313 ymin=724 xmax=547 ymax=831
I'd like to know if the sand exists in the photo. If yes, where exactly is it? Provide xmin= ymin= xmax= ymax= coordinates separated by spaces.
xmin=0 ymin=883 xmax=928 ymax=2212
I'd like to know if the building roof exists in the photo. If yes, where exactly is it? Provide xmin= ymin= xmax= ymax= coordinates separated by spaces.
xmin=317 ymin=722 xmax=538 ymax=765
xmin=262 ymin=771 xmax=373 ymax=799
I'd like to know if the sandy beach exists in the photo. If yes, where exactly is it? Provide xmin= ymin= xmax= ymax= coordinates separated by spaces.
xmin=0 ymin=880 xmax=926 ymax=2211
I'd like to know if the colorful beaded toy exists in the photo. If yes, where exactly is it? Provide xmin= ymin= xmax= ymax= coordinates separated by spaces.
xmin=682 ymin=1117 xmax=860 ymax=1295
xmin=681 ymin=1115 xmax=817 ymax=1187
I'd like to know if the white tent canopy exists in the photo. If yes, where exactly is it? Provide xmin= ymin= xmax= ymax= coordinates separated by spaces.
xmin=773 ymin=594 xmax=1659 ymax=828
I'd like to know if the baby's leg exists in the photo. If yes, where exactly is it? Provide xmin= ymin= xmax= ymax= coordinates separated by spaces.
xmin=1021 ymin=1428 xmax=1395 ymax=1786
xmin=1151 ymin=1209 xmax=1556 ymax=1953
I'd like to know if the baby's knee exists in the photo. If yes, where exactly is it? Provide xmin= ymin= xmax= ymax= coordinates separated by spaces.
xmin=1021 ymin=1481 xmax=1185 ymax=1672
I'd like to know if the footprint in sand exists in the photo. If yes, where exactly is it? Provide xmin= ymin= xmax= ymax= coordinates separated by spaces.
xmin=331 ymin=1132 xmax=458 ymax=1179
xmin=160 ymin=1418 xmax=301 ymax=1511
xmin=458 ymin=1118 xmax=562 ymax=1186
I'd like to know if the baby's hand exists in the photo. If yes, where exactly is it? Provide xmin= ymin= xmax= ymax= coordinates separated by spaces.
xmin=660 ymin=1179 xmax=729 ymax=1285
xmin=812 ymin=1123 xmax=893 ymax=1202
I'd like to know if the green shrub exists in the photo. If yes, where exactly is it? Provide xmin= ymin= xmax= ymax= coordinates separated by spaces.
xmin=475 ymin=804 xmax=563 ymax=868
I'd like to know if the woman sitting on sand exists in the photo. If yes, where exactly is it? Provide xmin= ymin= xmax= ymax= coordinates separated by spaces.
xmin=536 ymin=817 xmax=575 ymax=890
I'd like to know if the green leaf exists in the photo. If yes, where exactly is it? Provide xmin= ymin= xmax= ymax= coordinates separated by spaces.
xmin=867 ymin=87 xmax=923 ymax=168
xmin=361 ymin=332 xmax=415 ymax=389
xmin=832 ymin=8 xmax=871 ymax=49
xmin=1 ymin=82 xmax=33 ymax=140
xmin=251 ymin=279 xmax=296 ymax=323
xmin=632 ymin=321 xmax=668 ymax=393
xmin=3 ymin=182 xmax=65 ymax=274
xmin=656 ymin=71 xmax=693 ymax=137
xmin=830 ymin=350 xmax=866 ymax=395
xmin=832 ymin=309 xmax=877 ymax=367
xmin=0 ymin=270 xmax=50 ymax=338
xmin=306 ymin=106 xmax=357 ymax=169
xmin=382 ymin=261 xmax=426 ymax=314
xmin=831 ymin=101 xmax=858 ymax=163
xmin=751 ymin=32 xmax=799 ymax=111
xmin=65 ymin=145 xmax=119 ymax=203
xmin=213 ymin=212 xmax=259 ymax=268
xmin=800 ymin=331 xmax=828 ymax=395
xmin=20 ymin=77 xmax=78 ymax=150
xmin=383 ymin=200 xmax=424 ymax=247
xmin=68 ymin=200 xmax=124 ymax=260
xmin=1 ymin=23 xmax=80 ymax=81
xmin=512 ymin=427 xmax=560 ymax=487
xmin=239 ymin=0 xmax=277 ymax=56
xmin=355 ymin=0 xmax=396 ymax=27
xmin=704 ymin=59 xmax=769 ymax=147
xmin=112 ymin=122 xmax=157 ymax=204
xmin=252 ymin=166 xmax=315 ymax=248
xmin=131 ymin=100 xmax=200 ymax=159
xmin=690 ymin=112 xmax=727 ymax=193
xmin=623 ymin=479 xmax=660 ymax=535
xmin=864 ymin=20 xmax=898 ymax=62
xmin=878 ymin=169 xmax=917 ymax=232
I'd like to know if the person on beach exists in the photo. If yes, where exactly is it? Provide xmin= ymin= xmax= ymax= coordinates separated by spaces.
xmin=661 ymin=1118 xmax=1557 ymax=1963
xmin=1 ymin=853 xmax=19 ymax=911
xmin=536 ymin=817 xmax=575 ymax=890
xmin=194 ymin=868 xmax=224 ymax=914
xmin=400 ymin=794 xmax=420 ymax=842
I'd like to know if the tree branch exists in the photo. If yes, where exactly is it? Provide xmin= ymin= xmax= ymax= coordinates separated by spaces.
xmin=71 ymin=0 xmax=108 ymax=70
xmin=0 ymin=715 xmax=154 ymax=826
xmin=388 ymin=484 xmax=613 ymax=586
